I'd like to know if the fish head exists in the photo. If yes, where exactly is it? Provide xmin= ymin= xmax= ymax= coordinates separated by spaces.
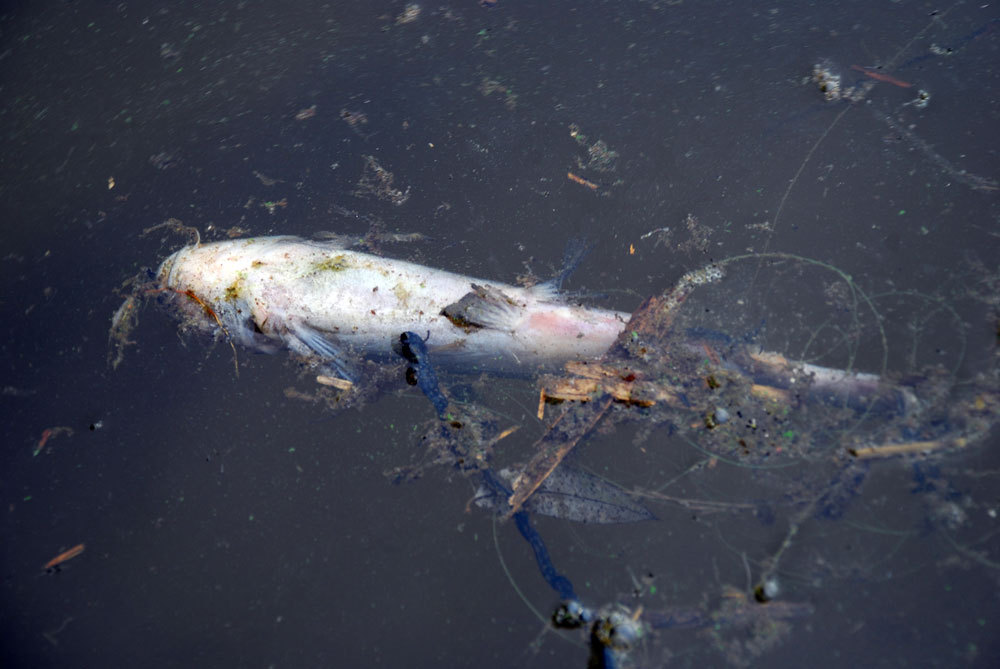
xmin=155 ymin=239 xmax=281 ymax=350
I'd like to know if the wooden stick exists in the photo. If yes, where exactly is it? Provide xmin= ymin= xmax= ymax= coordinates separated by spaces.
xmin=849 ymin=437 xmax=968 ymax=459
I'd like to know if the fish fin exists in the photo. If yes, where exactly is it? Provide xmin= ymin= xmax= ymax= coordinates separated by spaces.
xmin=525 ymin=280 xmax=608 ymax=307
xmin=308 ymin=233 xmax=354 ymax=248
xmin=313 ymin=228 xmax=432 ymax=250
xmin=523 ymin=464 xmax=655 ymax=524
xmin=552 ymin=238 xmax=593 ymax=290
xmin=526 ymin=280 xmax=562 ymax=303
xmin=286 ymin=322 xmax=358 ymax=382
xmin=526 ymin=239 xmax=595 ymax=302
xmin=476 ymin=466 xmax=655 ymax=524
xmin=441 ymin=284 xmax=525 ymax=331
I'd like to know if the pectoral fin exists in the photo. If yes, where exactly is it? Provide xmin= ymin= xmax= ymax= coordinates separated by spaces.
xmin=286 ymin=321 xmax=358 ymax=383
xmin=441 ymin=283 xmax=524 ymax=332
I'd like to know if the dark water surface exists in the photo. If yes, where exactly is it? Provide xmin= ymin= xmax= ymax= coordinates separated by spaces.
xmin=2 ymin=1 xmax=999 ymax=667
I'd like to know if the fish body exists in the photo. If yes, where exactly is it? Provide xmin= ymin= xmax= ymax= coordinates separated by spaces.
xmin=156 ymin=236 xmax=629 ymax=375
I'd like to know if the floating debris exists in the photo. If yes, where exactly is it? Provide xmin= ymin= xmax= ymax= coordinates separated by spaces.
xmin=33 ymin=426 xmax=74 ymax=457
xmin=903 ymin=88 xmax=932 ymax=109
xmin=811 ymin=60 xmax=844 ymax=101
xmin=576 ymin=138 xmax=619 ymax=173
xmin=252 ymin=170 xmax=281 ymax=186
xmin=108 ymin=294 xmax=139 ymax=369
xmin=2 ymin=386 xmax=36 ymax=397
xmin=339 ymin=108 xmax=369 ymax=135
xmin=395 ymin=3 xmax=421 ymax=25
xmin=261 ymin=198 xmax=288 ymax=214
xmin=850 ymin=64 xmax=913 ymax=88
xmin=42 ymin=543 xmax=85 ymax=572
xmin=316 ymin=374 xmax=353 ymax=391
xmin=148 ymin=150 xmax=180 ymax=170
xmin=479 ymin=77 xmax=518 ymax=110
xmin=355 ymin=155 xmax=411 ymax=205
xmin=142 ymin=218 xmax=201 ymax=246
xmin=294 ymin=104 xmax=317 ymax=121
xmin=567 ymin=172 xmax=599 ymax=190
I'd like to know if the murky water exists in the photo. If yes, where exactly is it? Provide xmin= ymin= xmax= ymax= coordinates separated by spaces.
xmin=2 ymin=1 xmax=998 ymax=667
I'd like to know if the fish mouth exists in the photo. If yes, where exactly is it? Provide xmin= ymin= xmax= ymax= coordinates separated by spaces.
xmin=156 ymin=245 xmax=196 ymax=289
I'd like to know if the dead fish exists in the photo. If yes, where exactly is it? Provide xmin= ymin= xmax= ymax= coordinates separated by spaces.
xmin=156 ymin=236 xmax=629 ymax=378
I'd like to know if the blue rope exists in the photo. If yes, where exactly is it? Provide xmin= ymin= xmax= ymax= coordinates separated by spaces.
xmin=513 ymin=510 xmax=577 ymax=602
xmin=480 ymin=469 xmax=578 ymax=601
xmin=396 ymin=335 xmax=580 ymax=603
xmin=395 ymin=331 xmax=449 ymax=417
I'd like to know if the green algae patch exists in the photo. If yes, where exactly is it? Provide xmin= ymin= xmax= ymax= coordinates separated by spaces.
xmin=313 ymin=255 xmax=351 ymax=273
xmin=224 ymin=273 xmax=247 ymax=301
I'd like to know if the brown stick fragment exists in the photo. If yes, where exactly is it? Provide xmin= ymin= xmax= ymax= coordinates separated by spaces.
xmin=849 ymin=437 xmax=968 ymax=459
xmin=509 ymin=267 xmax=725 ymax=518
xmin=503 ymin=396 xmax=613 ymax=521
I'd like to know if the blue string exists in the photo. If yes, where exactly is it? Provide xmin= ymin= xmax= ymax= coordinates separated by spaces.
xmin=397 ymin=334 xmax=580 ymax=603
xmin=513 ymin=510 xmax=577 ymax=602
xmin=898 ymin=18 xmax=1000 ymax=71
xmin=480 ymin=469 xmax=578 ymax=601
xmin=396 ymin=331 xmax=449 ymax=417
